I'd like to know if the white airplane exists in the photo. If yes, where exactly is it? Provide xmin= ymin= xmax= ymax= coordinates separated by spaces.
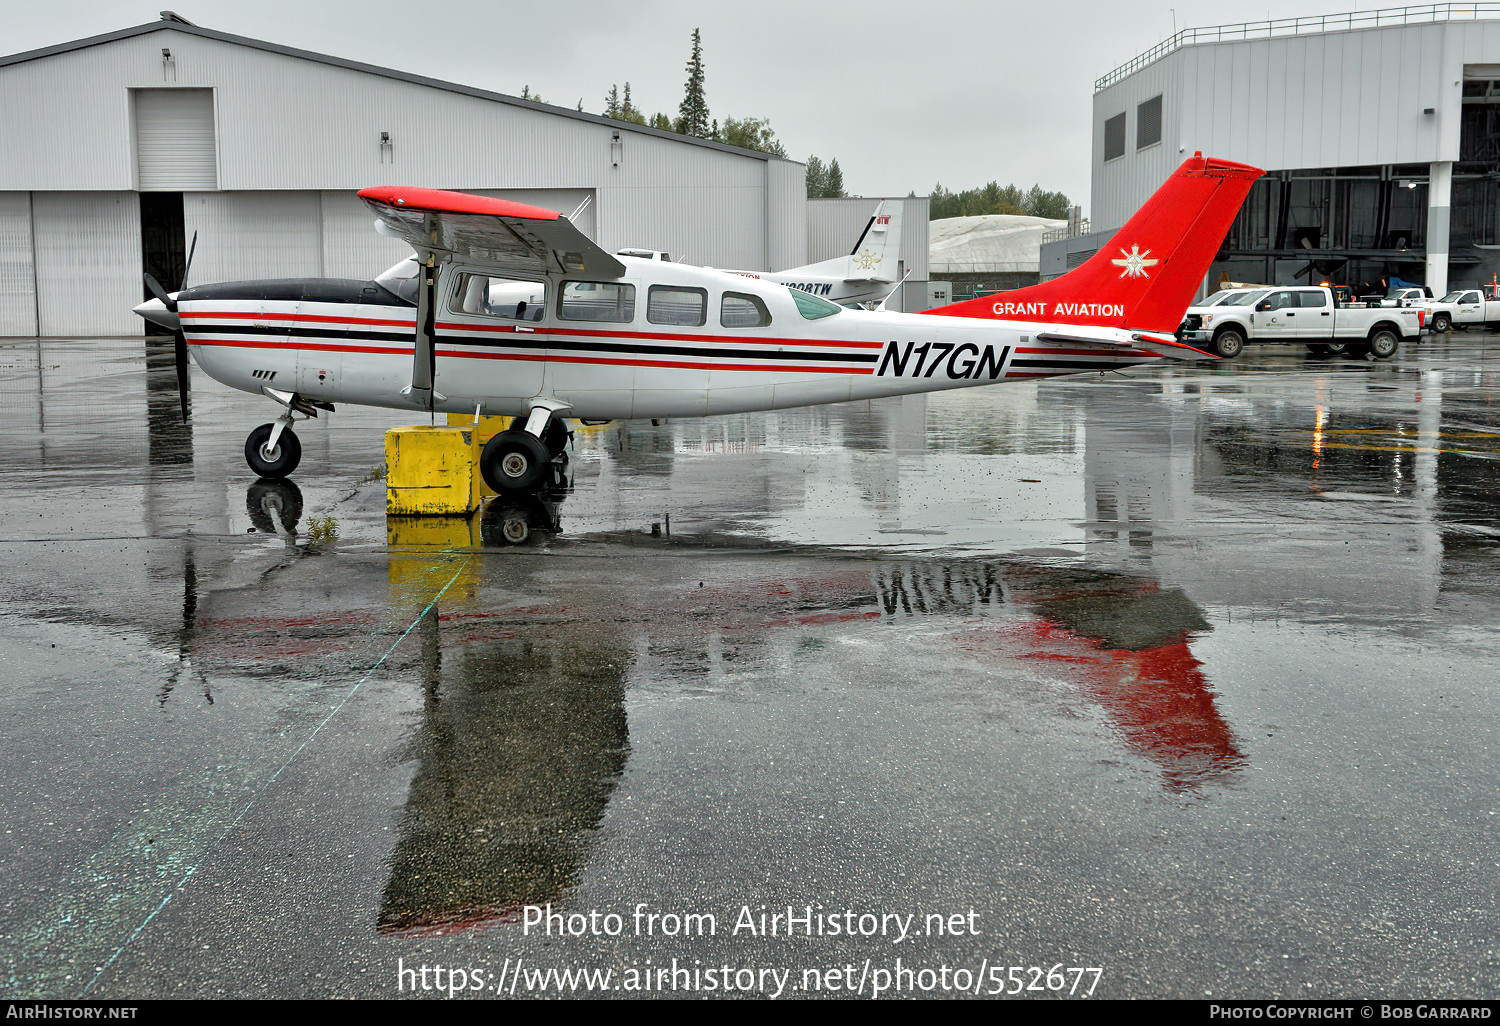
xmin=617 ymin=201 xmax=904 ymax=307
xmin=134 ymin=153 xmax=1261 ymax=496
xmin=730 ymin=200 xmax=905 ymax=307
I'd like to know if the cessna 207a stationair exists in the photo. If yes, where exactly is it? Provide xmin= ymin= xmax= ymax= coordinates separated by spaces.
xmin=133 ymin=153 xmax=1261 ymax=495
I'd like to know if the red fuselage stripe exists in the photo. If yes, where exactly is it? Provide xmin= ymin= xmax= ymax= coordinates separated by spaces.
xmin=187 ymin=337 xmax=875 ymax=374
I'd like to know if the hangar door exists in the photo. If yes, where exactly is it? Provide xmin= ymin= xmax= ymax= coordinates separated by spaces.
xmin=134 ymin=89 xmax=217 ymax=191
xmin=32 ymin=192 xmax=143 ymax=337
xmin=0 ymin=193 xmax=36 ymax=336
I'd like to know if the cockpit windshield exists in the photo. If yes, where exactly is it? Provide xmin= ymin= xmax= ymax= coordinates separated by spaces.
xmin=373 ymin=256 xmax=421 ymax=305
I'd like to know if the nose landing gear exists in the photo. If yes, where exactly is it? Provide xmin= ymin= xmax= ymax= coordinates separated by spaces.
xmin=245 ymin=417 xmax=302 ymax=479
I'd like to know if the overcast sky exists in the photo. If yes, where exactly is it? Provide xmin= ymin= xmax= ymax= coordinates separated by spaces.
xmin=6 ymin=1 xmax=1357 ymax=212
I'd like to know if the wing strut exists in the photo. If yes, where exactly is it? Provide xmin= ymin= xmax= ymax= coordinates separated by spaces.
xmin=408 ymin=253 xmax=438 ymax=411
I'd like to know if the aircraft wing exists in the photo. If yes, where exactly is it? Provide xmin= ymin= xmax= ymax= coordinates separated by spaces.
xmin=358 ymin=186 xmax=625 ymax=278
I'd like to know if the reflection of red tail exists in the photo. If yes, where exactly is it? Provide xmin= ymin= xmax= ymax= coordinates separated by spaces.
xmin=926 ymin=153 xmax=1262 ymax=334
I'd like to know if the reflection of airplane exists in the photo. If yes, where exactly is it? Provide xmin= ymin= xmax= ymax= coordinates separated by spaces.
xmin=727 ymin=201 xmax=905 ymax=307
xmin=133 ymin=155 xmax=1260 ymax=493
xmin=182 ymin=501 xmax=1240 ymax=933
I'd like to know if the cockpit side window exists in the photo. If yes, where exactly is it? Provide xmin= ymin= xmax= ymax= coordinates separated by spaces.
xmin=559 ymin=281 xmax=636 ymax=323
xmin=647 ymin=285 xmax=708 ymax=327
xmin=448 ymin=272 xmax=546 ymax=321
xmin=721 ymin=292 xmax=772 ymax=328
xmin=790 ymin=288 xmax=842 ymax=320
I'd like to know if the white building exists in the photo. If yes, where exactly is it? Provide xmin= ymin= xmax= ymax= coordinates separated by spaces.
xmin=0 ymin=13 xmax=807 ymax=337
xmin=1043 ymin=5 xmax=1500 ymax=296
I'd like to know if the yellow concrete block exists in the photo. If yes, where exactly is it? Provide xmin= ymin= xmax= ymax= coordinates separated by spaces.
xmin=446 ymin=414 xmax=513 ymax=499
xmin=385 ymin=424 xmax=479 ymax=516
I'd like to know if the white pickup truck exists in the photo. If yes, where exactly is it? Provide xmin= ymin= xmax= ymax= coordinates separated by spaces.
xmin=1420 ymin=288 xmax=1500 ymax=332
xmin=1177 ymin=285 xmax=1422 ymax=359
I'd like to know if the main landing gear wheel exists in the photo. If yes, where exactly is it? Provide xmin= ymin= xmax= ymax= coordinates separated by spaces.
xmin=480 ymin=429 xmax=551 ymax=494
xmin=1212 ymin=327 xmax=1244 ymax=359
xmin=245 ymin=423 xmax=302 ymax=479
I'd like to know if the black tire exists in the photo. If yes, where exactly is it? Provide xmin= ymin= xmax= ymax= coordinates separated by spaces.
xmin=1325 ymin=340 xmax=1348 ymax=355
xmin=245 ymin=423 xmax=302 ymax=479
xmin=1212 ymin=327 xmax=1245 ymax=359
xmin=480 ymin=429 xmax=551 ymax=494
xmin=1368 ymin=327 xmax=1399 ymax=360
xmin=246 ymin=479 xmax=303 ymax=534
xmin=1431 ymin=312 xmax=1451 ymax=333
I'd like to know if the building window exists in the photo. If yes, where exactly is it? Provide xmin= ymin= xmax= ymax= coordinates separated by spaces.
xmin=1137 ymin=95 xmax=1162 ymax=150
xmin=1104 ymin=113 xmax=1126 ymax=162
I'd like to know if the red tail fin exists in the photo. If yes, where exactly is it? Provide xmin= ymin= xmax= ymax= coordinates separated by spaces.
xmin=925 ymin=154 xmax=1262 ymax=334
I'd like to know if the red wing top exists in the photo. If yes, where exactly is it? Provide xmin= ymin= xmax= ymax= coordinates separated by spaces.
xmin=358 ymin=186 xmax=625 ymax=280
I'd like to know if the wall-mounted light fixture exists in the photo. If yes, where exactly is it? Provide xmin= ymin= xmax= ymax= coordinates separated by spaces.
xmin=379 ymin=131 xmax=394 ymax=164
xmin=161 ymin=47 xmax=175 ymax=82
xmin=610 ymin=130 xmax=622 ymax=168
xmin=1423 ymin=107 xmax=1436 ymax=115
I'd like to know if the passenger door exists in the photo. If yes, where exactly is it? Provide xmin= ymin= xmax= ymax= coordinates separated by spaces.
xmin=1252 ymin=290 xmax=1299 ymax=341
xmin=437 ymin=267 xmax=549 ymax=408
xmin=1455 ymin=291 xmax=1485 ymax=326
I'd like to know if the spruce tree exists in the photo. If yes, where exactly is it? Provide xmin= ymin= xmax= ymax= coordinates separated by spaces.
xmin=676 ymin=28 xmax=710 ymax=137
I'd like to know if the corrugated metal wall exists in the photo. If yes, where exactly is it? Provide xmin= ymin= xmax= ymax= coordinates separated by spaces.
xmin=0 ymin=24 xmax=808 ymax=333
xmin=1091 ymin=20 xmax=1483 ymax=226
xmin=32 ymin=192 xmax=141 ymax=336
xmin=183 ymin=191 xmax=322 ymax=283
xmin=0 ymin=193 xmax=37 ymax=335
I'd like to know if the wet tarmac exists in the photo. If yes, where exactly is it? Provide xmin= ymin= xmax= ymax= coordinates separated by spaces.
xmin=0 ymin=334 xmax=1497 ymax=999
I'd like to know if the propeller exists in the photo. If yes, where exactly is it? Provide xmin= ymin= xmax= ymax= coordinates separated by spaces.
xmin=142 ymin=230 xmax=197 ymax=420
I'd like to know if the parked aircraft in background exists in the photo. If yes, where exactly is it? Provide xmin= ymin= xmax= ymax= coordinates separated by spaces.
xmin=729 ymin=200 xmax=905 ymax=307
xmin=132 ymin=153 xmax=1261 ymax=495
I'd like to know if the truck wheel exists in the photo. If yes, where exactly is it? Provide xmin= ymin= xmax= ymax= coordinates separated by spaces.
xmin=1212 ymin=327 xmax=1244 ymax=359
xmin=1368 ymin=327 xmax=1399 ymax=360
xmin=1431 ymin=312 xmax=1451 ymax=333
xmin=1325 ymin=340 xmax=1348 ymax=355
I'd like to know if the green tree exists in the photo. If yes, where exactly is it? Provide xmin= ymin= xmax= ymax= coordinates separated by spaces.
xmin=620 ymin=83 xmax=645 ymax=124
xmin=649 ymin=112 xmax=674 ymax=131
xmin=806 ymin=155 xmax=827 ymax=197
xmin=928 ymin=180 xmax=1070 ymax=220
xmin=604 ymin=84 xmax=620 ymax=117
xmin=676 ymin=28 xmax=710 ymax=137
xmin=826 ymin=158 xmax=845 ymax=197
xmin=718 ymin=115 xmax=787 ymax=156
xmin=805 ymin=155 xmax=846 ymax=198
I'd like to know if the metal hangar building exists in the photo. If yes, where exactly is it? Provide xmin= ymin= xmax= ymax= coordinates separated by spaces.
xmin=1042 ymin=4 xmax=1500 ymax=297
xmin=0 ymin=13 xmax=808 ymax=337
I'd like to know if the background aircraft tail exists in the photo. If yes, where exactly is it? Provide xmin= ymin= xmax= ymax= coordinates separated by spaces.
xmin=781 ymin=201 xmax=903 ymax=282
xmin=924 ymin=154 xmax=1262 ymax=334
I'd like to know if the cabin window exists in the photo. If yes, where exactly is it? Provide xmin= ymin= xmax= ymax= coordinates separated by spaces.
xmin=647 ymin=285 xmax=708 ymax=327
xmin=790 ymin=288 xmax=842 ymax=320
xmin=558 ymin=281 xmax=636 ymax=322
xmin=449 ymin=272 xmax=546 ymax=321
xmin=721 ymin=292 xmax=772 ymax=328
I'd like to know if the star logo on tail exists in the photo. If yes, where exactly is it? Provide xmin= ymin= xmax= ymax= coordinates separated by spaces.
xmin=1111 ymin=244 xmax=1158 ymax=279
